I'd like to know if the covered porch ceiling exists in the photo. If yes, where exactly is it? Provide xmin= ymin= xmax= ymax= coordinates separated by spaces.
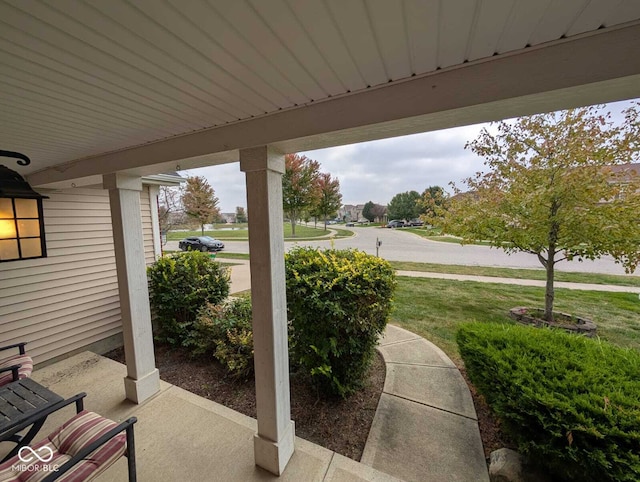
xmin=1 ymin=0 xmax=640 ymax=187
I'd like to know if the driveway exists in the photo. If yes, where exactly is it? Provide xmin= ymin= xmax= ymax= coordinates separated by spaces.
xmin=166 ymin=226 xmax=635 ymax=276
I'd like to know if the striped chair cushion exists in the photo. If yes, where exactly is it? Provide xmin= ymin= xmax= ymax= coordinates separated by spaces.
xmin=0 ymin=411 xmax=127 ymax=482
xmin=0 ymin=354 xmax=33 ymax=387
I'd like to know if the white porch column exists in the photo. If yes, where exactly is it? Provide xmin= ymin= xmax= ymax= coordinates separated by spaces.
xmin=240 ymin=146 xmax=295 ymax=475
xmin=103 ymin=173 xmax=160 ymax=404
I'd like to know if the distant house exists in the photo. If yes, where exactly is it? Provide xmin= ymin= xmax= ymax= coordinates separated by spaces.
xmin=338 ymin=204 xmax=365 ymax=222
xmin=220 ymin=212 xmax=237 ymax=224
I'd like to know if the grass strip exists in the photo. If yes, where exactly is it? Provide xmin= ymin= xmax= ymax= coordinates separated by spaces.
xmin=391 ymin=277 xmax=640 ymax=363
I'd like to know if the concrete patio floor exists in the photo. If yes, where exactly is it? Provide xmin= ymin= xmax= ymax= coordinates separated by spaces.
xmin=13 ymin=352 xmax=398 ymax=482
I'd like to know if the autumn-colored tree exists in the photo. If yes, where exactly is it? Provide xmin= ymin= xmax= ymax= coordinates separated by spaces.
xmin=313 ymin=172 xmax=342 ymax=230
xmin=182 ymin=176 xmax=221 ymax=235
xmin=419 ymin=186 xmax=449 ymax=226
xmin=442 ymin=105 xmax=640 ymax=321
xmin=371 ymin=203 xmax=387 ymax=223
xmin=282 ymin=153 xmax=320 ymax=237
xmin=235 ymin=206 xmax=247 ymax=223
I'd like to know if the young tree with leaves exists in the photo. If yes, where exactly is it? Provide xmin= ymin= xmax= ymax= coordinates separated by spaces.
xmin=442 ymin=104 xmax=640 ymax=321
xmin=419 ymin=186 xmax=449 ymax=226
xmin=313 ymin=172 xmax=342 ymax=230
xmin=182 ymin=176 xmax=221 ymax=235
xmin=235 ymin=206 xmax=247 ymax=223
xmin=282 ymin=153 xmax=320 ymax=237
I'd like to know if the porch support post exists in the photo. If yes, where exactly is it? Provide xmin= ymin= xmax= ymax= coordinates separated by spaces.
xmin=240 ymin=146 xmax=295 ymax=475
xmin=103 ymin=173 xmax=160 ymax=404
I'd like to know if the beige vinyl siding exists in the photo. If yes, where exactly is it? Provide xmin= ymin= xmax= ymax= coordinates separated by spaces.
xmin=140 ymin=185 xmax=156 ymax=265
xmin=0 ymin=185 xmax=156 ymax=365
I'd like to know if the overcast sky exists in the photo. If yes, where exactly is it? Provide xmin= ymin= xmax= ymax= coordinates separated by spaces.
xmin=185 ymin=99 xmax=635 ymax=213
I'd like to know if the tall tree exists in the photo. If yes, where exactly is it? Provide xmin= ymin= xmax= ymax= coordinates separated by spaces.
xmin=235 ymin=206 xmax=247 ymax=223
xmin=387 ymin=190 xmax=421 ymax=220
xmin=441 ymin=105 xmax=640 ymax=321
xmin=282 ymin=153 xmax=320 ymax=237
xmin=362 ymin=201 xmax=375 ymax=222
xmin=182 ymin=176 xmax=221 ymax=235
xmin=314 ymin=172 xmax=342 ymax=230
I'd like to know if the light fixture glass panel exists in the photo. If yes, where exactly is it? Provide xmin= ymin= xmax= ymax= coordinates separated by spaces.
xmin=0 ymin=219 xmax=17 ymax=239
xmin=0 ymin=199 xmax=13 ymax=218
xmin=15 ymin=198 xmax=38 ymax=218
xmin=0 ymin=239 xmax=19 ymax=260
xmin=19 ymin=238 xmax=42 ymax=258
xmin=18 ymin=219 xmax=40 ymax=237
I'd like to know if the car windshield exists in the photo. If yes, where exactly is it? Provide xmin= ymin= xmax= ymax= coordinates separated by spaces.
xmin=199 ymin=236 xmax=215 ymax=241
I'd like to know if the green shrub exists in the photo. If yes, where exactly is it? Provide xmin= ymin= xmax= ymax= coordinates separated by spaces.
xmin=147 ymin=251 xmax=229 ymax=346
xmin=188 ymin=296 xmax=254 ymax=378
xmin=285 ymin=247 xmax=396 ymax=398
xmin=457 ymin=323 xmax=640 ymax=482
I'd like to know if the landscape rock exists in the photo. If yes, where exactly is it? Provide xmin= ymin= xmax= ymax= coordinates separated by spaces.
xmin=489 ymin=448 xmax=524 ymax=482
xmin=489 ymin=448 xmax=551 ymax=482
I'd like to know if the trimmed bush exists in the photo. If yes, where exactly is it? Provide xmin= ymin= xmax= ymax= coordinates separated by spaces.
xmin=147 ymin=251 xmax=229 ymax=346
xmin=457 ymin=322 xmax=640 ymax=482
xmin=189 ymin=296 xmax=254 ymax=378
xmin=285 ymin=247 xmax=396 ymax=398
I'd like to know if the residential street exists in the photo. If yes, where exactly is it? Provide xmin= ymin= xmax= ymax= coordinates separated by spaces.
xmin=167 ymin=225 xmax=637 ymax=276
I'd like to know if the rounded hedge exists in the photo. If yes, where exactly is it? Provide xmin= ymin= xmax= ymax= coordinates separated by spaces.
xmin=285 ymin=247 xmax=396 ymax=398
xmin=457 ymin=322 xmax=640 ymax=482
xmin=147 ymin=251 xmax=229 ymax=346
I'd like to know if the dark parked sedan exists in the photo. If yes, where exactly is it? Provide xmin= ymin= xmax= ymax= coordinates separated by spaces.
xmin=179 ymin=236 xmax=225 ymax=252
xmin=386 ymin=220 xmax=405 ymax=228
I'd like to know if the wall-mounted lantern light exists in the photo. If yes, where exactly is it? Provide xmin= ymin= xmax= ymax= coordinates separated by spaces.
xmin=0 ymin=150 xmax=48 ymax=262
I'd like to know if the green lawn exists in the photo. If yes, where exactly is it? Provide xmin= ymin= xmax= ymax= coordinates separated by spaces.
xmin=403 ymin=227 xmax=495 ymax=246
xmin=391 ymin=277 xmax=640 ymax=364
xmin=167 ymin=227 xmax=249 ymax=240
xmin=215 ymin=252 xmax=250 ymax=260
xmin=167 ymin=223 xmax=354 ymax=241
xmin=390 ymin=261 xmax=640 ymax=287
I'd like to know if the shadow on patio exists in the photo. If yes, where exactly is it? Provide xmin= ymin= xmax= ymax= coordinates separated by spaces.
xmin=10 ymin=352 xmax=397 ymax=482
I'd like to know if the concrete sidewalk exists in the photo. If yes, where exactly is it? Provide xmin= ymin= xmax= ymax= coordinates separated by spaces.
xmin=222 ymin=258 xmax=640 ymax=295
xmin=396 ymin=270 xmax=640 ymax=293
xmin=363 ymin=325 xmax=489 ymax=482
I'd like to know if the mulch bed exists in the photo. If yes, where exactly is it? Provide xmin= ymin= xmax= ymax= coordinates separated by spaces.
xmin=105 ymin=344 xmax=385 ymax=461
xmin=106 ymin=343 xmax=510 ymax=462
xmin=459 ymin=366 xmax=514 ymax=458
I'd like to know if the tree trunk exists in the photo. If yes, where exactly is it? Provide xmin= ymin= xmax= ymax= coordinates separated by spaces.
xmin=544 ymin=254 xmax=555 ymax=322
xmin=201 ymin=224 xmax=205 ymax=236
xmin=291 ymin=214 xmax=296 ymax=237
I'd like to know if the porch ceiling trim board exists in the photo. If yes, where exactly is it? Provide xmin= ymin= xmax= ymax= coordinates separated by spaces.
xmin=27 ymin=21 xmax=640 ymax=187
